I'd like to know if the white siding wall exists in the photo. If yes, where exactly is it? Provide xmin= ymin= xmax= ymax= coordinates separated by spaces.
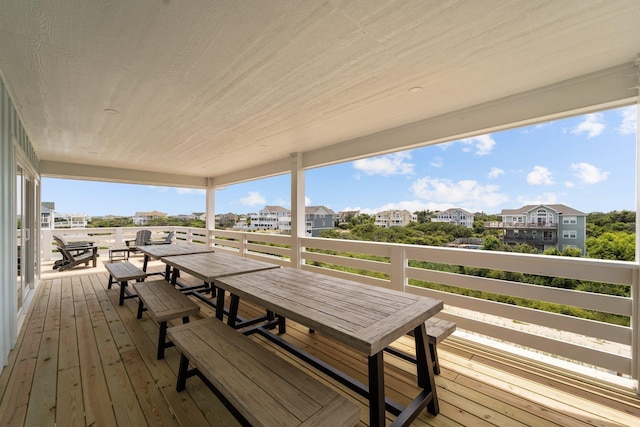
xmin=0 ymin=77 xmax=39 ymax=368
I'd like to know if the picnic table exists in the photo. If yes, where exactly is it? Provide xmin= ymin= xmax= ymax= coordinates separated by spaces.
xmin=161 ymin=251 xmax=281 ymax=320
xmin=136 ymin=243 xmax=215 ymax=279
xmin=214 ymin=267 xmax=443 ymax=427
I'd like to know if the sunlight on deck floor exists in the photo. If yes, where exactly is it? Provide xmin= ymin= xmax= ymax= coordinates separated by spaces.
xmin=2 ymin=257 xmax=639 ymax=426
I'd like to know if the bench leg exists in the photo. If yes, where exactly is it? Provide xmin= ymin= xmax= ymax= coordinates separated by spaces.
xmin=158 ymin=321 xmax=168 ymax=360
xmin=430 ymin=342 xmax=440 ymax=375
xmin=176 ymin=353 xmax=189 ymax=391
xmin=137 ymin=300 xmax=145 ymax=319
xmin=414 ymin=323 xmax=439 ymax=415
xmin=278 ymin=315 xmax=286 ymax=334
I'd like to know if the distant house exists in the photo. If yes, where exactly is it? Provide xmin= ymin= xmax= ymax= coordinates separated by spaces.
xmin=374 ymin=210 xmax=416 ymax=228
xmin=41 ymin=201 xmax=88 ymax=229
xmin=249 ymin=206 xmax=290 ymax=231
xmin=133 ymin=210 xmax=167 ymax=225
xmin=41 ymin=202 xmax=55 ymax=229
xmin=432 ymin=208 xmax=475 ymax=228
xmin=216 ymin=212 xmax=238 ymax=227
xmin=337 ymin=210 xmax=360 ymax=225
xmin=484 ymin=204 xmax=586 ymax=254
xmin=305 ymin=206 xmax=336 ymax=237
xmin=249 ymin=205 xmax=336 ymax=236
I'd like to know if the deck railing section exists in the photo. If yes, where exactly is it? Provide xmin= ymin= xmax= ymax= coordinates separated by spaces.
xmin=41 ymin=227 xmax=639 ymax=386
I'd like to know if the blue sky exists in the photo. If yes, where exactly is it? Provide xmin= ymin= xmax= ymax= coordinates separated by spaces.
xmin=43 ymin=105 xmax=637 ymax=217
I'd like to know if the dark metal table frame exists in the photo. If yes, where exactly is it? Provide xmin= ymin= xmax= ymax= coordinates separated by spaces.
xmin=214 ymin=268 xmax=442 ymax=427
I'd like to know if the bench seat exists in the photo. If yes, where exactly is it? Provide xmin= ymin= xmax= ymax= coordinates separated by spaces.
xmin=134 ymin=279 xmax=200 ymax=359
xmin=424 ymin=317 xmax=456 ymax=374
xmin=105 ymin=261 xmax=147 ymax=306
xmin=387 ymin=317 xmax=456 ymax=375
xmin=168 ymin=318 xmax=360 ymax=427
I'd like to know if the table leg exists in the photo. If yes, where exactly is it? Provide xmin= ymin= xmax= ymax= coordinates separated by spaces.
xmin=368 ymin=352 xmax=385 ymax=427
xmin=215 ymin=288 xmax=225 ymax=321
xmin=142 ymin=254 xmax=149 ymax=272
xmin=164 ymin=264 xmax=171 ymax=281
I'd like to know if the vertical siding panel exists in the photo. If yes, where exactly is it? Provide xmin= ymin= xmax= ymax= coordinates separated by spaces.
xmin=0 ymin=76 xmax=39 ymax=368
xmin=0 ymin=79 xmax=14 ymax=368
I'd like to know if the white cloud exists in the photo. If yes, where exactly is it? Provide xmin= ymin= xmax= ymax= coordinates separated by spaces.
xmin=176 ymin=188 xmax=206 ymax=195
xmin=571 ymin=113 xmax=605 ymax=138
xmin=570 ymin=162 xmax=609 ymax=184
xmin=305 ymin=196 xmax=311 ymax=205
xmin=240 ymin=191 xmax=266 ymax=206
xmin=430 ymin=157 xmax=443 ymax=168
xmin=618 ymin=105 xmax=637 ymax=135
xmin=527 ymin=166 xmax=554 ymax=186
xmin=459 ymin=134 xmax=496 ymax=155
xmin=488 ymin=167 xmax=504 ymax=179
xmin=148 ymin=186 xmax=169 ymax=193
xmin=564 ymin=181 xmax=575 ymax=188
xmin=353 ymin=151 xmax=414 ymax=176
xmin=411 ymin=176 xmax=508 ymax=209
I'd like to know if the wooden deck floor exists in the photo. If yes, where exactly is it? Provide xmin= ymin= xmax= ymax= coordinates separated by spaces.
xmin=2 ymin=262 xmax=640 ymax=426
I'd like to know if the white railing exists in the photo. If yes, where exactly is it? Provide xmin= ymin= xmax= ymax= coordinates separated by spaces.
xmin=208 ymin=229 xmax=637 ymax=383
xmin=41 ymin=226 xmax=204 ymax=260
xmin=41 ymin=226 xmax=639 ymax=386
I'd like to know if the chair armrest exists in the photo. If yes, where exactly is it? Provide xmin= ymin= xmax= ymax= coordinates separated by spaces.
xmin=66 ymin=242 xmax=94 ymax=249
xmin=145 ymin=240 xmax=171 ymax=245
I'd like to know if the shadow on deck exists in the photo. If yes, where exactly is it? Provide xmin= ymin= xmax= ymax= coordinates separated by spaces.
xmin=2 ymin=257 xmax=639 ymax=426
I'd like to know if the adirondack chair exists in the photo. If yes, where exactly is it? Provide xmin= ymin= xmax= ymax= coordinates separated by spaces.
xmin=125 ymin=229 xmax=152 ymax=255
xmin=145 ymin=231 xmax=174 ymax=245
xmin=53 ymin=235 xmax=99 ymax=271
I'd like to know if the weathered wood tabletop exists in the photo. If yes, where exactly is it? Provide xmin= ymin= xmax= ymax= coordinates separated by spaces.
xmin=214 ymin=266 xmax=443 ymax=427
xmin=137 ymin=243 xmax=214 ymax=260
xmin=161 ymin=251 xmax=280 ymax=283
xmin=137 ymin=244 xmax=215 ymax=277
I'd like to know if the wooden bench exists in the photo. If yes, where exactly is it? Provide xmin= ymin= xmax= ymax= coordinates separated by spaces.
xmin=168 ymin=318 xmax=360 ymax=427
xmin=386 ymin=317 xmax=456 ymax=375
xmin=105 ymin=261 xmax=147 ymax=306
xmin=134 ymin=279 xmax=200 ymax=360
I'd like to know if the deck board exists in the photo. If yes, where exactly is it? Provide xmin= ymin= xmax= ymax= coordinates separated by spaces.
xmin=1 ymin=261 xmax=639 ymax=427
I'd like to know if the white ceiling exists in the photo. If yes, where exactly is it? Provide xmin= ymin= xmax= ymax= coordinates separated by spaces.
xmin=1 ymin=0 xmax=639 ymax=187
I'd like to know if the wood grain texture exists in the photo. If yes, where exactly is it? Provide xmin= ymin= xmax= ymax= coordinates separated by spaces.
xmin=2 ymin=266 xmax=640 ymax=427
xmin=168 ymin=318 xmax=360 ymax=427
xmin=215 ymin=266 xmax=443 ymax=355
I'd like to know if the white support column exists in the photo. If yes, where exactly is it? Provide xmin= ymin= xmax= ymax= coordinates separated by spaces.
xmin=290 ymin=153 xmax=305 ymax=269
xmin=633 ymin=54 xmax=640 ymax=394
xmin=206 ymin=177 xmax=215 ymax=248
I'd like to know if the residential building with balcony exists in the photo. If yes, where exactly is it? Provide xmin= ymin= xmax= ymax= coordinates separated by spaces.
xmin=374 ymin=209 xmax=416 ymax=228
xmin=249 ymin=206 xmax=290 ymax=231
xmin=485 ymin=204 xmax=587 ymax=254
xmin=133 ymin=210 xmax=167 ymax=225
xmin=40 ymin=202 xmax=54 ymax=229
xmin=432 ymin=208 xmax=475 ymax=228
xmin=40 ymin=202 xmax=88 ymax=229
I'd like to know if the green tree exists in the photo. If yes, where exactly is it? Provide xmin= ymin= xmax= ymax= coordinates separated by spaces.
xmin=586 ymin=232 xmax=635 ymax=261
